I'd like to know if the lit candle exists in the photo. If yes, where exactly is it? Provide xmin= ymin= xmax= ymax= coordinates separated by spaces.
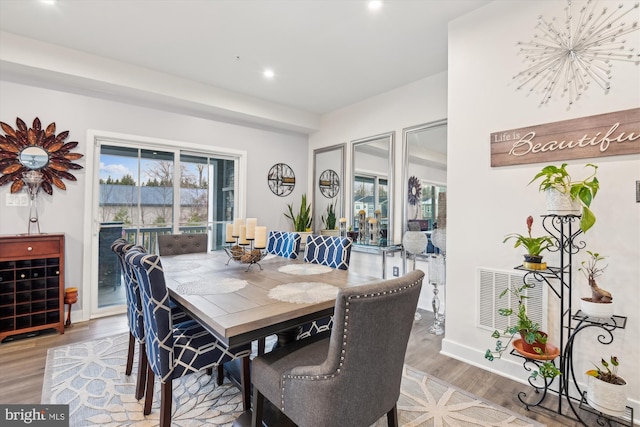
xmin=246 ymin=218 xmax=257 ymax=239
xmin=254 ymin=226 xmax=267 ymax=249
xmin=225 ymin=223 xmax=235 ymax=243
xmin=233 ymin=218 xmax=245 ymax=237
xmin=238 ymin=225 xmax=249 ymax=245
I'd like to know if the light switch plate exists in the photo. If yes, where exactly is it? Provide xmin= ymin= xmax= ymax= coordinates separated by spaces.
xmin=5 ymin=193 xmax=17 ymax=206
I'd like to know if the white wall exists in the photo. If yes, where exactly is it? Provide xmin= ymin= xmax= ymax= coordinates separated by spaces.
xmin=0 ymin=80 xmax=309 ymax=320
xmin=445 ymin=0 xmax=640 ymax=418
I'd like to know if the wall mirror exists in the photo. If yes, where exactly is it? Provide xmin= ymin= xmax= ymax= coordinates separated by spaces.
xmin=313 ymin=143 xmax=345 ymax=233
xmin=19 ymin=146 xmax=49 ymax=169
xmin=351 ymin=131 xmax=394 ymax=243
xmin=402 ymin=120 xmax=447 ymax=251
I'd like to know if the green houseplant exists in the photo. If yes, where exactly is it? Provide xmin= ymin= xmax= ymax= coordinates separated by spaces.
xmin=321 ymin=200 xmax=337 ymax=230
xmin=585 ymin=356 xmax=628 ymax=416
xmin=485 ymin=282 xmax=561 ymax=380
xmin=503 ymin=215 xmax=554 ymax=269
xmin=284 ymin=193 xmax=312 ymax=232
xmin=578 ymin=251 xmax=613 ymax=318
xmin=529 ymin=163 xmax=599 ymax=233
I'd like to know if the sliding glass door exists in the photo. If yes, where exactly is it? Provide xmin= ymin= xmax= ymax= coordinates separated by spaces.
xmin=94 ymin=141 xmax=238 ymax=314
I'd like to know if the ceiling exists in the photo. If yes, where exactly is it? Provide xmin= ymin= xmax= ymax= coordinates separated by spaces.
xmin=0 ymin=0 xmax=491 ymax=128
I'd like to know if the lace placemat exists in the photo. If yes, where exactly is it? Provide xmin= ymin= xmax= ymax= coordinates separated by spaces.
xmin=176 ymin=277 xmax=248 ymax=295
xmin=268 ymin=282 xmax=338 ymax=304
xmin=163 ymin=261 xmax=201 ymax=273
xmin=278 ymin=264 xmax=333 ymax=275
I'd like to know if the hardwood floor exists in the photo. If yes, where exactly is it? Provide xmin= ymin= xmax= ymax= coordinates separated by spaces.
xmin=0 ymin=312 xmax=603 ymax=426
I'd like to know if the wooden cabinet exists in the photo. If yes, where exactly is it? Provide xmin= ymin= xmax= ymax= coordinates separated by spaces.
xmin=0 ymin=234 xmax=65 ymax=342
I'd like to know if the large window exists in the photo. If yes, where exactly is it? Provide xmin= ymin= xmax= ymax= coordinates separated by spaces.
xmin=95 ymin=142 xmax=238 ymax=311
xmin=353 ymin=174 xmax=388 ymax=231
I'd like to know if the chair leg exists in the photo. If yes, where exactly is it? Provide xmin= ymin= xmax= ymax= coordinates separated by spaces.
xmin=143 ymin=365 xmax=155 ymax=415
xmin=125 ymin=332 xmax=135 ymax=376
xmin=135 ymin=342 xmax=148 ymax=400
xmin=216 ymin=364 xmax=225 ymax=386
xmin=386 ymin=404 xmax=398 ymax=427
xmin=160 ymin=380 xmax=173 ymax=427
xmin=251 ymin=389 xmax=264 ymax=427
xmin=206 ymin=367 xmax=213 ymax=376
xmin=240 ymin=356 xmax=251 ymax=411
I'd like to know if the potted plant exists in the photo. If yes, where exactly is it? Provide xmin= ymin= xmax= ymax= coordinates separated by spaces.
xmin=284 ymin=193 xmax=312 ymax=248
xmin=529 ymin=163 xmax=599 ymax=233
xmin=503 ymin=215 xmax=554 ymax=270
xmin=346 ymin=225 xmax=359 ymax=242
xmin=320 ymin=200 xmax=339 ymax=236
xmin=578 ymin=251 xmax=613 ymax=319
xmin=485 ymin=282 xmax=561 ymax=380
xmin=586 ymin=356 xmax=628 ymax=417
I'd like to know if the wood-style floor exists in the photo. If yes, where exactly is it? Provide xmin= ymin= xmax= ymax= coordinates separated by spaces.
xmin=0 ymin=311 xmax=602 ymax=426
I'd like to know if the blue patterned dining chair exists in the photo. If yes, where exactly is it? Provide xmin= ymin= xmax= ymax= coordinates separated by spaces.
xmin=296 ymin=235 xmax=353 ymax=340
xmin=125 ymin=249 xmax=252 ymax=427
xmin=251 ymin=270 xmax=424 ymax=427
xmin=111 ymin=239 xmax=190 ymax=400
xmin=266 ymin=231 xmax=301 ymax=259
xmin=303 ymin=234 xmax=352 ymax=270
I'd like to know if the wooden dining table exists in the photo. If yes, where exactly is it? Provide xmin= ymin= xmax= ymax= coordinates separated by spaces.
xmin=161 ymin=250 xmax=379 ymax=347
xmin=161 ymin=250 xmax=381 ymax=426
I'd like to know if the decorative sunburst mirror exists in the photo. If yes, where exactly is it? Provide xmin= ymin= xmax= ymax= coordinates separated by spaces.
xmin=0 ymin=117 xmax=83 ymax=195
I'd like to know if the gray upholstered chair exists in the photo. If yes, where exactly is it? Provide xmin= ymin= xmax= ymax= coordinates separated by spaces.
xmin=157 ymin=233 xmax=207 ymax=256
xmin=251 ymin=270 xmax=424 ymax=427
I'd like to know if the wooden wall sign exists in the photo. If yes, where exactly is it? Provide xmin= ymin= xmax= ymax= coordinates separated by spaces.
xmin=490 ymin=108 xmax=639 ymax=167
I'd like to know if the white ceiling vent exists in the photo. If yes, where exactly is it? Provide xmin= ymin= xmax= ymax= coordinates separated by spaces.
xmin=477 ymin=268 xmax=547 ymax=333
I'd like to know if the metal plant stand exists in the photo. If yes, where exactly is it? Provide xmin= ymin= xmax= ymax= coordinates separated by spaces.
xmin=511 ymin=215 xmax=631 ymax=426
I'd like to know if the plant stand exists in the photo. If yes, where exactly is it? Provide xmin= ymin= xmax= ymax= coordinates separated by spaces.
xmin=511 ymin=215 xmax=632 ymax=426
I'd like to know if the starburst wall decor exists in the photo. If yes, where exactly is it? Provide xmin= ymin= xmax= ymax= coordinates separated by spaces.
xmin=514 ymin=0 xmax=640 ymax=107
xmin=0 ymin=117 xmax=84 ymax=195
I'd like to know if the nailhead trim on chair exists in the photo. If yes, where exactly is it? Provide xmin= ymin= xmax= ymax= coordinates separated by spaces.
xmin=279 ymin=277 xmax=422 ymax=411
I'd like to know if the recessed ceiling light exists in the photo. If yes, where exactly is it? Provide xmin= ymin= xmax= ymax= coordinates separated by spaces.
xmin=40 ymin=0 xmax=58 ymax=5
xmin=368 ymin=1 xmax=383 ymax=11
xmin=263 ymin=69 xmax=275 ymax=79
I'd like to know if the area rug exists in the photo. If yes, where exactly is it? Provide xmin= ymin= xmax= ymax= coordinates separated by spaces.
xmin=42 ymin=334 xmax=544 ymax=427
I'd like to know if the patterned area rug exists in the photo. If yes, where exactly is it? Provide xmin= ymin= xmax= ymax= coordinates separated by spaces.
xmin=42 ymin=334 xmax=544 ymax=427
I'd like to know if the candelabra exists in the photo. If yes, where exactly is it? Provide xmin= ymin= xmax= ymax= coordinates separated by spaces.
xmin=427 ymin=254 xmax=446 ymax=335
xmin=23 ymin=170 xmax=44 ymax=235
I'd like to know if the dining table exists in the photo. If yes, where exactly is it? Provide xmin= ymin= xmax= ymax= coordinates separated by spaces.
xmin=160 ymin=249 xmax=381 ymax=426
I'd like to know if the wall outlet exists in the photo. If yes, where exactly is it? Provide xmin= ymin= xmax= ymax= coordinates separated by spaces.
xmin=392 ymin=266 xmax=399 ymax=277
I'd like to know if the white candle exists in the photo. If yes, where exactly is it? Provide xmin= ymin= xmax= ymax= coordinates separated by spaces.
xmin=233 ymin=218 xmax=245 ymax=237
xmin=225 ymin=223 xmax=235 ymax=243
xmin=254 ymin=226 xmax=267 ymax=249
xmin=246 ymin=218 xmax=257 ymax=239
xmin=238 ymin=225 xmax=249 ymax=245
xmin=339 ymin=217 xmax=347 ymax=223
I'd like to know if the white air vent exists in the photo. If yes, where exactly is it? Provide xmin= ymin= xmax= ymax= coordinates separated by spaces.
xmin=477 ymin=268 xmax=547 ymax=333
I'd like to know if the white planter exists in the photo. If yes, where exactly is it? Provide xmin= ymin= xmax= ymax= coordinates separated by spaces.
xmin=586 ymin=375 xmax=628 ymax=417
xmin=297 ymin=231 xmax=312 ymax=250
xmin=545 ymin=188 xmax=581 ymax=215
xmin=580 ymin=298 xmax=614 ymax=320
xmin=320 ymin=229 xmax=339 ymax=237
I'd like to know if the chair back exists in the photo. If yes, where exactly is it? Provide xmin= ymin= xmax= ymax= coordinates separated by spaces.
xmin=111 ymin=239 xmax=146 ymax=341
xmin=286 ymin=270 xmax=424 ymax=426
xmin=157 ymin=233 xmax=207 ymax=256
xmin=266 ymin=231 xmax=301 ymax=259
xmin=303 ymin=234 xmax=351 ymax=270
xmin=125 ymin=249 xmax=175 ymax=382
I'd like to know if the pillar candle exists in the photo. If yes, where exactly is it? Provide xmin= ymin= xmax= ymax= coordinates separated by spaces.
xmin=254 ymin=226 xmax=267 ymax=249
xmin=233 ymin=218 xmax=245 ymax=237
xmin=246 ymin=218 xmax=257 ymax=239
xmin=225 ymin=223 xmax=235 ymax=243
xmin=238 ymin=225 xmax=249 ymax=245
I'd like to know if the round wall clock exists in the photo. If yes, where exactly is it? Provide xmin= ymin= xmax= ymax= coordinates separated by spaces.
xmin=407 ymin=176 xmax=421 ymax=206
xmin=318 ymin=169 xmax=340 ymax=198
xmin=0 ymin=117 xmax=84 ymax=195
xmin=267 ymin=163 xmax=295 ymax=197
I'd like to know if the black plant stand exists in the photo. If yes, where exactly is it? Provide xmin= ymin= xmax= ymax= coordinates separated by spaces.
xmin=510 ymin=215 xmax=632 ymax=426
